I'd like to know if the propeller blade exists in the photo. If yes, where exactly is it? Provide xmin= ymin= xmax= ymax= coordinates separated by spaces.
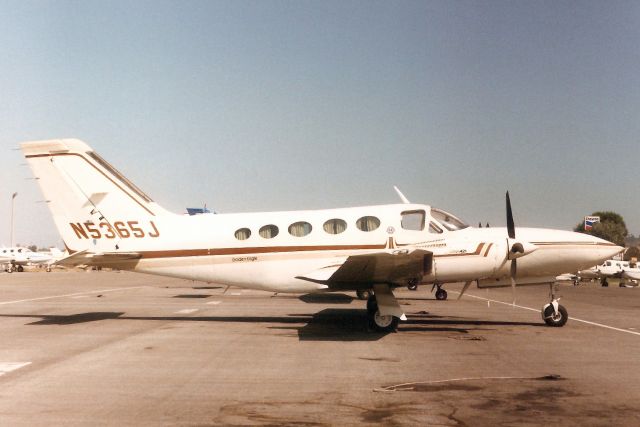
xmin=506 ymin=191 xmax=515 ymax=239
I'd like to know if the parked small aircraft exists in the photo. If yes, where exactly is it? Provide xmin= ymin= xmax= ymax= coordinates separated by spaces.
xmin=1 ymin=247 xmax=62 ymax=272
xmin=577 ymin=259 xmax=640 ymax=286
xmin=21 ymin=139 xmax=623 ymax=331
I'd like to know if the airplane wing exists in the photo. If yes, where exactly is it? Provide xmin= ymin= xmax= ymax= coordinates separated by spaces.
xmin=622 ymin=270 xmax=640 ymax=281
xmin=297 ymin=249 xmax=433 ymax=290
xmin=56 ymin=250 xmax=142 ymax=267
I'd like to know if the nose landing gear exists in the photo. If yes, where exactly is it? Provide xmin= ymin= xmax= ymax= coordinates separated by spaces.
xmin=431 ymin=283 xmax=448 ymax=300
xmin=541 ymin=283 xmax=568 ymax=327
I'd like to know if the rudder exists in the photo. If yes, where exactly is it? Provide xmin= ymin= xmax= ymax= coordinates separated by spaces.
xmin=21 ymin=139 xmax=170 ymax=253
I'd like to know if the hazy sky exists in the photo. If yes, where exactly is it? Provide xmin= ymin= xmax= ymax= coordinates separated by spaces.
xmin=1 ymin=0 xmax=639 ymax=247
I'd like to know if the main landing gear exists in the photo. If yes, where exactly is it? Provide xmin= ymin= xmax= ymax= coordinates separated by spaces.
xmin=541 ymin=283 xmax=568 ymax=327
xmin=432 ymin=283 xmax=447 ymax=300
xmin=367 ymin=295 xmax=399 ymax=333
xmin=5 ymin=265 xmax=23 ymax=273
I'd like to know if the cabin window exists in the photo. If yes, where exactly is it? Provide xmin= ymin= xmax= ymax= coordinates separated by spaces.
xmin=429 ymin=221 xmax=443 ymax=234
xmin=356 ymin=216 xmax=380 ymax=232
xmin=234 ymin=228 xmax=251 ymax=240
xmin=323 ymin=218 xmax=347 ymax=235
xmin=288 ymin=221 xmax=312 ymax=237
xmin=401 ymin=210 xmax=425 ymax=231
xmin=259 ymin=224 xmax=279 ymax=239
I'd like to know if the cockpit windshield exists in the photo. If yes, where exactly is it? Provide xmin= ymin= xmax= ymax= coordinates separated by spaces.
xmin=430 ymin=208 xmax=469 ymax=231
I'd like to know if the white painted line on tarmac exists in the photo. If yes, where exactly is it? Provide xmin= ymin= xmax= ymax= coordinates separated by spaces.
xmin=0 ymin=287 xmax=149 ymax=306
xmin=0 ymin=362 xmax=31 ymax=377
xmin=452 ymin=291 xmax=640 ymax=337
xmin=231 ymin=292 xmax=242 ymax=296
xmin=176 ymin=308 xmax=198 ymax=314
xmin=206 ymin=301 xmax=222 ymax=305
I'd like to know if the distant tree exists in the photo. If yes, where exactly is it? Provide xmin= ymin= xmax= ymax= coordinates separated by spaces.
xmin=574 ymin=211 xmax=628 ymax=246
xmin=624 ymin=246 xmax=640 ymax=262
xmin=27 ymin=244 xmax=37 ymax=252
xmin=625 ymin=234 xmax=640 ymax=247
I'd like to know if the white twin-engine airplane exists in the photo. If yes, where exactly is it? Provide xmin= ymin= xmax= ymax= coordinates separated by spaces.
xmin=1 ymin=247 xmax=62 ymax=272
xmin=21 ymin=139 xmax=622 ymax=332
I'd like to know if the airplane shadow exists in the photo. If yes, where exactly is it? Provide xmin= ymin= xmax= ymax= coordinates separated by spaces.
xmin=0 ymin=308 xmax=543 ymax=341
xmin=28 ymin=312 xmax=125 ymax=325
xmin=298 ymin=293 xmax=355 ymax=304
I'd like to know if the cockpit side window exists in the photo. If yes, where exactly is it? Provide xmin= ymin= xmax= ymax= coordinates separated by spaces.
xmin=431 ymin=208 xmax=469 ymax=231
xmin=401 ymin=210 xmax=425 ymax=231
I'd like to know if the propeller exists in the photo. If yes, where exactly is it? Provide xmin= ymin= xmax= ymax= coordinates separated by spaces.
xmin=506 ymin=192 xmax=518 ymax=305
xmin=504 ymin=192 xmax=538 ymax=305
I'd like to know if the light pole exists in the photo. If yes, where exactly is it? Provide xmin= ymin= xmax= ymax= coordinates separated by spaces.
xmin=10 ymin=192 xmax=17 ymax=247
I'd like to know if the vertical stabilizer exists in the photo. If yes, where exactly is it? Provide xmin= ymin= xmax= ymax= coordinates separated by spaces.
xmin=21 ymin=139 xmax=171 ymax=253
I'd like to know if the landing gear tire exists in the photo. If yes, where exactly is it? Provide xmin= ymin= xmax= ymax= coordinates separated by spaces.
xmin=435 ymin=288 xmax=448 ymax=300
xmin=601 ymin=278 xmax=609 ymax=287
xmin=16 ymin=265 xmax=24 ymax=273
xmin=368 ymin=309 xmax=399 ymax=333
xmin=46 ymin=267 xmax=52 ymax=273
xmin=356 ymin=289 xmax=373 ymax=300
xmin=542 ymin=304 xmax=568 ymax=327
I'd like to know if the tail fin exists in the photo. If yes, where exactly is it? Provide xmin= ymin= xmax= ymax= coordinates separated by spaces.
xmin=21 ymin=139 xmax=171 ymax=253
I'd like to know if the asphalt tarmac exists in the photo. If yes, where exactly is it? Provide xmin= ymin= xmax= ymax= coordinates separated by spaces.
xmin=0 ymin=271 xmax=638 ymax=426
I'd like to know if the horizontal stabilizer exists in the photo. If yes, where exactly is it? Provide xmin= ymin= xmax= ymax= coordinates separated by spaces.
xmin=56 ymin=250 xmax=142 ymax=267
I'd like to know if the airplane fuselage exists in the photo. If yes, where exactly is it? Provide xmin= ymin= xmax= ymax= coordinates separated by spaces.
xmin=62 ymin=204 xmax=620 ymax=293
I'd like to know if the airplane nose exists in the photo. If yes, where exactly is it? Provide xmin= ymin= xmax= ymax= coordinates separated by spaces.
xmin=580 ymin=233 xmax=624 ymax=264
xmin=610 ymin=245 xmax=625 ymax=258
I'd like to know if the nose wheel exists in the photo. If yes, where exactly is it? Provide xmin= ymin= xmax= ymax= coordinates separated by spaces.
xmin=432 ymin=284 xmax=447 ymax=300
xmin=542 ymin=283 xmax=568 ymax=327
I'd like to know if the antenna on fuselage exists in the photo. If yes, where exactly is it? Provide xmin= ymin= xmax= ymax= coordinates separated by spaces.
xmin=393 ymin=186 xmax=411 ymax=204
